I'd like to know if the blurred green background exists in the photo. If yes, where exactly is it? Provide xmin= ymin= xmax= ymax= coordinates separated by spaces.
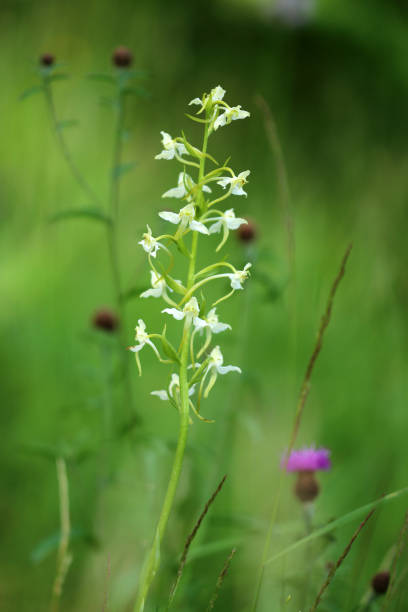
xmin=2 ymin=0 xmax=408 ymax=610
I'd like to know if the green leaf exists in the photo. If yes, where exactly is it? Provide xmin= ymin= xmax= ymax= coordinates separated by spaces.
xmin=56 ymin=119 xmax=79 ymax=131
xmin=20 ymin=85 xmax=45 ymax=101
xmin=121 ymin=286 xmax=149 ymax=302
xmin=47 ymin=73 xmax=69 ymax=83
xmin=160 ymin=336 xmax=180 ymax=364
xmin=30 ymin=527 xmax=99 ymax=564
xmin=188 ymin=538 xmax=242 ymax=563
xmin=265 ymin=486 xmax=408 ymax=566
xmin=48 ymin=207 xmax=112 ymax=225
xmin=113 ymin=161 xmax=137 ymax=179
xmin=87 ymin=72 xmax=115 ymax=84
xmin=122 ymin=86 xmax=150 ymax=98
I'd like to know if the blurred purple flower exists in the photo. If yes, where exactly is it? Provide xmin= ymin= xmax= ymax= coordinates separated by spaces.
xmin=282 ymin=446 xmax=331 ymax=472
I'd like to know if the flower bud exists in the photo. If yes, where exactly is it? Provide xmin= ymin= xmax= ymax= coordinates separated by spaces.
xmin=112 ymin=46 xmax=133 ymax=68
xmin=237 ymin=219 xmax=257 ymax=243
xmin=294 ymin=470 xmax=320 ymax=503
xmin=92 ymin=308 xmax=119 ymax=332
xmin=40 ymin=53 xmax=55 ymax=67
xmin=371 ymin=571 xmax=390 ymax=596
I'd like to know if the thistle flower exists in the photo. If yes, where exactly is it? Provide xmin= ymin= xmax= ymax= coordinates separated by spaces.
xmin=159 ymin=203 xmax=209 ymax=235
xmin=237 ymin=218 xmax=257 ymax=243
xmin=282 ymin=446 xmax=331 ymax=503
xmin=112 ymin=46 xmax=133 ymax=68
xmin=371 ymin=571 xmax=390 ymax=595
xmin=40 ymin=53 xmax=55 ymax=67
xmin=217 ymin=170 xmax=250 ymax=196
xmin=283 ymin=447 xmax=331 ymax=472
xmin=155 ymin=131 xmax=188 ymax=161
xmin=92 ymin=308 xmax=119 ymax=332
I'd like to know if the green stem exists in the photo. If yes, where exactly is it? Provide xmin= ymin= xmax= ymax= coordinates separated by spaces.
xmin=44 ymin=76 xmax=137 ymax=419
xmin=133 ymin=117 xmax=209 ymax=612
xmin=44 ymin=79 xmax=101 ymax=207
xmin=107 ymin=85 xmax=136 ymax=416
xmin=250 ymin=471 xmax=284 ymax=612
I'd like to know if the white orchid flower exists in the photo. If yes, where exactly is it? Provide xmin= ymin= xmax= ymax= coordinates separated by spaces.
xmin=189 ymin=85 xmax=226 ymax=113
xmin=155 ymin=131 xmax=188 ymax=160
xmin=159 ymin=203 xmax=209 ymax=235
xmin=214 ymin=105 xmax=250 ymax=131
xmin=226 ymin=263 xmax=252 ymax=290
xmin=151 ymin=373 xmax=196 ymax=402
xmin=208 ymin=208 xmax=247 ymax=234
xmin=140 ymin=270 xmax=177 ymax=300
xmin=129 ymin=319 xmax=161 ymax=375
xmin=207 ymin=346 xmax=241 ymax=375
xmin=202 ymin=308 xmax=231 ymax=333
xmin=162 ymin=172 xmax=211 ymax=201
xmin=138 ymin=225 xmax=163 ymax=258
xmin=199 ymin=346 xmax=241 ymax=398
xmin=162 ymin=296 xmax=206 ymax=329
xmin=217 ymin=170 xmax=250 ymax=197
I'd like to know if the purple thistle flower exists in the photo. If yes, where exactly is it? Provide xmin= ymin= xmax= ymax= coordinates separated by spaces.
xmin=282 ymin=446 xmax=331 ymax=472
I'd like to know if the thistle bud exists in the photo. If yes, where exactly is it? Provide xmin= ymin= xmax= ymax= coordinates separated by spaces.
xmin=40 ymin=53 xmax=55 ymax=67
xmin=237 ymin=218 xmax=257 ymax=243
xmin=92 ymin=308 xmax=119 ymax=333
xmin=294 ymin=470 xmax=320 ymax=503
xmin=371 ymin=571 xmax=390 ymax=596
xmin=112 ymin=46 xmax=133 ymax=68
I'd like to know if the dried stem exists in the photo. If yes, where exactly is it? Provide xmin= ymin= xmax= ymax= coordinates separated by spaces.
xmin=168 ymin=475 xmax=227 ymax=606
xmin=206 ymin=547 xmax=237 ymax=611
xmin=382 ymin=510 xmax=408 ymax=611
xmin=309 ymin=508 xmax=376 ymax=612
xmin=254 ymin=94 xmax=295 ymax=275
xmin=251 ymin=243 xmax=352 ymax=612
xmin=50 ymin=458 xmax=72 ymax=612
xmin=286 ymin=242 xmax=353 ymax=458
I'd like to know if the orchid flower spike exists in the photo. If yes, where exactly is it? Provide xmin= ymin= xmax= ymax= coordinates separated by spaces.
xmin=155 ymin=131 xmax=188 ymax=160
xmin=217 ymin=170 xmax=250 ymax=197
xmin=162 ymin=171 xmax=211 ymax=201
xmin=214 ymin=105 xmax=250 ymax=131
xmin=129 ymin=319 xmax=161 ymax=375
xmin=151 ymin=373 xmax=196 ymax=402
xmin=162 ymin=296 xmax=206 ymax=329
xmin=138 ymin=225 xmax=163 ymax=258
xmin=159 ymin=203 xmax=209 ymax=235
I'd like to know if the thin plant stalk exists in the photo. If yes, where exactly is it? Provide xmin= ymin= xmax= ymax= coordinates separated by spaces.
xmin=132 ymin=120 xmax=210 ymax=612
xmin=168 ymin=475 xmax=227 ymax=607
xmin=44 ymin=73 xmax=136 ymax=417
xmin=50 ymin=457 xmax=72 ymax=612
xmin=44 ymin=80 xmax=101 ymax=206
xmin=250 ymin=243 xmax=352 ymax=612
xmin=309 ymin=508 xmax=376 ymax=612
xmin=206 ymin=547 xmax=237 ymax=612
